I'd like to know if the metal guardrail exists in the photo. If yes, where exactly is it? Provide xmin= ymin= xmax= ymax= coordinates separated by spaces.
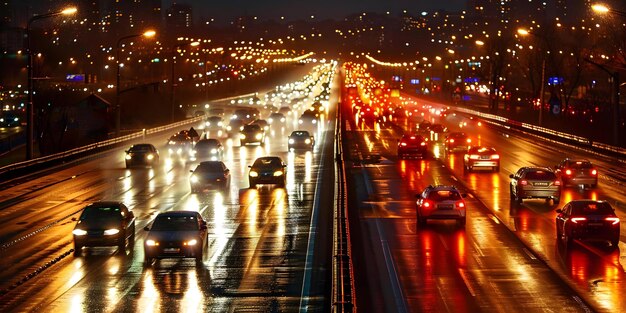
xmin=454 ymin=107 xmax=626 ymax=159
xmin=0 ymin=116 xmax=204 ymax=178
xmin=332 ymin=100 xmax=356 ymax=312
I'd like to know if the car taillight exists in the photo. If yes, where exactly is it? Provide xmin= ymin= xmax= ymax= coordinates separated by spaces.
xmin=565 ymin=169 xmax=572 ymax=175
xmin=420 ymin=142 xmax=426 ymax=146
xmin=571 ymin=217 xmax=587 ymax=224
xmin=491 ymin=154 xmax=500 ymax=159
xmin=520 ymin=180 xmax=528 ymax=186
xmin=456 ymin=201 xmax=465 ymax=208
xmin=422 ymin=200 xmax=433 ymax=208
xmin=606 ymin=217 xmax=620 ymax=225
xmin=449 ymin=139 xmax=455 ymax=143
xmin=466 ymin=138 xmax=472 ymax=143
xmin=553 ymin=180 xmax=561 ymax=186
xmin=591 ymin=169 xmax=598 ymax=175
xmin=400 ymin=142 xmax=407 ymax=146
xmin=469 ymin=154 xmax=479 ymax=160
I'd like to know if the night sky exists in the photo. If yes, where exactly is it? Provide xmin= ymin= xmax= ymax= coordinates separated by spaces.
xmin=165 ymin=0 xmax=466 ymax=21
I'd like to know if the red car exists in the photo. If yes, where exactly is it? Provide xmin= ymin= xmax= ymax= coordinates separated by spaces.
xmin=397 ymin=134 xmax=428 ymax=159
xmin=463 ymin=146 xmax=500 ymax=172
xmin=553 ymin=158 xmax=598 ymax=188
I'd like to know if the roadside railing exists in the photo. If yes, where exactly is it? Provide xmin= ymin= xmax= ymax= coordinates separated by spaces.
xmin=332 ymin=99 xmax=356 ymax=312
xmin=0 ymin=116 xmax=204 ymax=179
xmin=454 ymin=107 xmax=626 ymax=160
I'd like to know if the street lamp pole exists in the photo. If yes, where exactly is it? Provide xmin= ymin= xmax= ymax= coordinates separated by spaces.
xmin=115 ymin=31 xmax=156 ymax=136
xmin=170 ymin=41 xmax=199 ymax=123
xmin=25 ymin=7 xmax=77 ymax=160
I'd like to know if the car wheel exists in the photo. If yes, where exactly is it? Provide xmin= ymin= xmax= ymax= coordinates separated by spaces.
xmin=494 ymin=166 xmax=500 ymax=172
xmin=144 ymin=253 xmax=153 ymax=266
xmin=249 ymin=182 xmax=256 ymax=188
xmin=591 ymin=183 xmax=597 ymax=188
xmin=278 ymin=180 xmax=286 ymax=188
xmin=458 ymin=217 xmax=466 ymax=227
xmin=417 ymin=213 xmax=426 ymax=227
xmin=564 ymin=232 xmax=574 ymax=247
xmin=611 ymin=239 xmax=619 ymax=248
xmin=73 ymin=244 xmax=82 ymax=256
xmin=553 ymin=198 xmax=560 ymax=205
xmin=118 ymin=236 xmax=126 ymax=250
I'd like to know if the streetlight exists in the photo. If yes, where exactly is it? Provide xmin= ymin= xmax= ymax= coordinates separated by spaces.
xmin=25 ymin=6 xmax=77 ymax=160
xmin=115 ymin=30 xmax=156 ymax=136
xmin=592 ymin=3 xmax=626 ymax=18
xmin=517 ymin=27 xmax=546 ymax=126
xmin=170 ymin=41 xmax=200 ymax=123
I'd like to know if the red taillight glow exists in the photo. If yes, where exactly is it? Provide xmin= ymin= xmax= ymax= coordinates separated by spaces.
xmin=606 ymin=217 xmax=620 ymax=225
xmin=449 ymin=139 xmax=455 ymax=143
xmin=565 ymin=169 xmax=572 ymax=175
xmin=591 ymin=169 xmax=598 ymax=175
xmin=554 ymin=180 xmax=561 ymax=186
xmin=456 ymin=201 xmax=465 ymax=208
xmin=466 ymin=138 xmax=472 ymax=143
xmin=420 ymin=142 xmax=426 ymax=146
xmin=571 ymin=217 xmax=587 ymax=223
xmin=520 ymin=180 xmax=528 ymax=186
xmin=422 ymin=200 xmax=432 ymax=208
xmin=491 ymin=154 xmax=500 ymax=159
xmin=400 ymin=142 xmax=407 ymax=146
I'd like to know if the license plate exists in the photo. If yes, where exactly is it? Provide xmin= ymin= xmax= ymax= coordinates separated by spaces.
xmin=534 ymin=182 xmax=548 ymax=186
xmin=588 ymin=223 xmax=603 ymax=226
xmin=479 ymin=156 xmax=490 ymax=160
xmin=164 ymin=248 xmax=180 ymax=253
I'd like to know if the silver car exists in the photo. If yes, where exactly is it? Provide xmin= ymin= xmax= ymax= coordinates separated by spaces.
xmin=510 ymin=167 xmax=561 ymax=205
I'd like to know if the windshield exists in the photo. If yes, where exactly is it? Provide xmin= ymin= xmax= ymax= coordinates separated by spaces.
xmin=571 ymin=202 xmax=614 ymax=215
xmin=525 ymin=170 xmax=556 ymax=180
xmin=426 ymin=190 xmax=462 ymax=201
xmin=80 ymin=206 xmax=122 ymax=221
xmin=253 ymin=158 xmax=282 ymax=168
xmin=151 ymin=215 xmax=199 ymax=231
xmin=129 ymin=145 xmax=152 ymax=152
xmin=196 ymin=162 xmax=223 ymax=172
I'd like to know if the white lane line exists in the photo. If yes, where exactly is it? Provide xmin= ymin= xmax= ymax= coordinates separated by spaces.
xmin=522 ymin=248 xmax=537 ymax=261
xmin=299 ymin=96 xmax=331 ymax=313
xmin=458 ymin=269 xmax=477 ymax=297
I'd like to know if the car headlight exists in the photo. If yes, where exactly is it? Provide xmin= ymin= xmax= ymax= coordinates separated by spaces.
xmin=176 ymin=148 xmax=182 ymax=154
xmin=280 ymin=117 xmax=285 ymax=122
xmin=210 ymin=148 xmax=217 ymax=154
xmin=288 ymin=139 xmax=295 ymax=144
xmin=169 ymin=140 xmax=175 ymax=145
xmin=240 ymin=134 xmax=246 ymax=139
xmin=305 ymin=139 xmax=311 ymax=144
xmin=227 ymin=126 xmax=232 ymax=131
xmin=190 ymin=175 xmax=199 ymax=183
xmin=268 ymin=118 xmax=274 ymax=123
xmin=299 ymin=119 xmax=303 ymax=124
xmin=255 ymin=133 xmax=263 ymax=140
xmin=184 ymin=239 xmax=198 ymax=246
xmin=218 ymin=122 xmax=223 ymax=126
xmin=125 ymin=154 xmax=132 ymax=160
xmin=104 ymin=228 xmax=120 ymax=235
xmin=273 ymin=170 xmax=284 ymax=176
xmin=249 ymin=171 xmax=259 ymax=177
xmin=146 ymin=239 xmax=159 ymax=246
xmin=73 ymin=229 xmax=87 ymax=236
xmin=205 ymin=122 xmax=211 ymax=127
xmin=146 ymin=154 xmax=154 ymax=160
xmin=312 ymin=120 xmax=317 ymax=124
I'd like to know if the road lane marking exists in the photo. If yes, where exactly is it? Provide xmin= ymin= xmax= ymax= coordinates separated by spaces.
xmin=458 ymin=268 xmax=477 ymax=297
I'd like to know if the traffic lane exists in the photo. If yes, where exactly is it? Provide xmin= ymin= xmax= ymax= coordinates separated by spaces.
xmin=392 ymin=100 xmax=626 ymax=311
xmin=0 ymin=120 xmax=324 ymax=311
xmin=345 ymin=135 xmax=589 ymax=313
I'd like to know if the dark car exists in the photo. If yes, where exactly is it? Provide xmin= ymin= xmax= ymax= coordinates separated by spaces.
xmin=248 ymin=156 xmax=286 ymax=188
xmin=553 ymin=158 xmax=598 ymax=188
xmin=167 ymin=132 xmax=194 ymax=157
xmin=416 ymin=185 xmax=467 ymax=227
xmin=509 ymin=167 xmax=561 ymax=205
xmin=190 ymin=160 xmax=230 ymax=192
xmin=268 ymin=112 xmax=286 ymax=125
xmin=310 ymin=101 xmax=325 ymax=114
xmin=397 ymin=134 xmax=428 ymax=159
xmin=240 ymin=124 xmax=265 ymax=146
xmin=72 ymin=201 xmax=136 ymax=256
xmin=463 ymin=146 xmax=500 ymax=172
xmin=232 ymin=108 xmax=259 ymax=124
xmin=0 ymin=111 xmax=20 ymax=127
xmin=445 ymin=132 xmax=472 ymax=153
xmin=288 ymin=130 xmax=315 ymax=151
xmin=556 ymin=200 xmax=620 ymax=248
xmin=191 ymin=138 xmax=224 ymax=161
xmin=251 ymin=119 xmax=270 ymax=131
xmin=226 ymin=118 xmax=246 ymax=136
xmin=125 ymin=143 xmax=160 ymax=168
xmin=428 ymin=124 xmax=448 ymax=142
xmin=144 ymin=211 xmax=208 ymax=265
xmin=299 ymin=110 xmax=319 ymax=130
xmin=204 ymin=115 xmax=225 ymax=133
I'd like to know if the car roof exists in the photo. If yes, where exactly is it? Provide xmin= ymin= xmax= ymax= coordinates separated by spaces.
xmin=86 ymin=201 xmax=124 ymax=208
xmin=425 ymin=185 xmax=459 ymax=191
xmin=155 ymin=210 xmax=200 ymax=217
xmin=291 ymin=130 xmax=311 ymax=136
xmin=521 ymin=166 xmax=553 ymax=172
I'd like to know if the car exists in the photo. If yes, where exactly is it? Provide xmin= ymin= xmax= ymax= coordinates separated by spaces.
xmin=251 ymin=119 xmax=270 ymax=131
xmin=72 ymin=201 xmax=136 ymax=256
xmin=208 ymin=107 xmax=225 ymax=117
xmin=226 ymin=118 xmax=246 ymax=136
xmin=445 ymin=132 xmax=472 ymax=153
xmin=298 ymin=110 xmax=319 ymax=131
xmin=125 ymin=143 xmax=160 ymax=168
xmin=204 ymin=116 xmax=225 ymax=131
xmin=190 ymin=138 xmax=224 ymax=161
xmin=278 ymin=106 xmax=293 ymax=116
xmin=248 ymin=156 xmax=286 ymax=188
xmin=428 ymin=124 xmax=448 ymax=142
xmin=189 ymin=160 xmax=230 ymax=192
xmin=397 ymin=134 xmax=428 ymax=159
xmin=288 ymin=130 xmax=315 ymax=151
xmin=167 ymin=131 xmax=195 ymax=157
xmin=556 ymin=200 xmax=620 ymax=248
xmin=232 ymin=108 xmax=259 ymax=124
xmin=268 ymin=112 xmax=286 ymax=125
xmin=416 ymin=185 xmax=467 ymax=226
xmin=310 ymin=101 xmax=325 ymax=114
xmin=0 ymin=111 xmax=20 ymax=127
xmin=240 ymin=124 xmax=265 ymax=146
xmin=509 ymin=167 xmax=561 ymax=205
xmin=553 ymin=158 xmax=598 ymax=188
xmin=143 ymin=211 xmax=209 ymax=265
xmin=463 ymin=146 xmax=500 ymax=172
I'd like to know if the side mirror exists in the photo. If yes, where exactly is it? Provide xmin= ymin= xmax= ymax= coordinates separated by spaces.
xmin=415 ymin=194 xmax=422 ymax=199
xmin=144 ymin=226 xmax=150 ymax=231
xmin=509 ymin=174 xmax=515 ymax=179
xmin=225 ymin=169 xmax=230 ymax=172
xmin=125 ymin=150 xmax=129 ymax=154
xmin=201 ymin=224 xmax=208 ymax=230
xmin=248 ymin=165 xmax=252 ymax=168
xmin=190 ymin=170 xmax=194 ymax=173
xmin=555 ymin=209 xmax=563 ymax=214
xmin=128 ymin=211 xmax=135 ymax=219
xmin=71 ymin=217 xmax=77 ymax=221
